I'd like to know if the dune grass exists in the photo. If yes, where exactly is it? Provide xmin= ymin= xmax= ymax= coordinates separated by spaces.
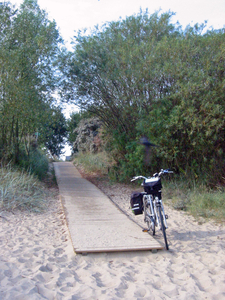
xmin=188 ymin=190 xmax=225 ymax=221
xmin=73 ymin=151 xmax=115 ymax=175
xmin=0 ymin=164 xmax=51 ymax=212
xmin=163 ymin=178 xmax=225 ymax=223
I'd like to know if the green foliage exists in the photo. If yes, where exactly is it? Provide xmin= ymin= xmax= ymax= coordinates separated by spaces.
xmin=39 ymin=106 xmax=67 ymax=157
xmin=66 ymin=112 xmax=82 ymax=147
xmin=108 ymin=141 xmax=144 ymax=182
xmin=145 ymin=27 xmax=225 ymax=183
xmin=60 ymin=10 xmax=225 ymax=185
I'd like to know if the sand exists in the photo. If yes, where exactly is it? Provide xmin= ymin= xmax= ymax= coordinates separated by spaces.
xmin=0 ymin=182 xmax=225 ymax=299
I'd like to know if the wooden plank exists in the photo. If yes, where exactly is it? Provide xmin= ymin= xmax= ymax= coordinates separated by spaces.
xmin=54 ymin=162 xmax=164 ymax=253
xmin=75 ymin=246 xmax=162 ymax=254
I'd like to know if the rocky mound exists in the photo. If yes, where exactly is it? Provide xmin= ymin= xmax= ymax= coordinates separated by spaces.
xmin=73 ymin=117 xmax=102 ymax=153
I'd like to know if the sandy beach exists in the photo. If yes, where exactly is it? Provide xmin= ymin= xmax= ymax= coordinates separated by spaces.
xmin=0 ymin=180 xmax=225 ymax=299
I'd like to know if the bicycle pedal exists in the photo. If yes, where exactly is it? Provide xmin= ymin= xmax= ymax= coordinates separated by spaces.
xmin=142 ymin=229 xmax=148 ymax=232
xmin=165 ymin=215 xmax=168 ymax=219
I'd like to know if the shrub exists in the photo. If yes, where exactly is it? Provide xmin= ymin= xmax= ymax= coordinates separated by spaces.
xmin=17 ymin=148 xmax=49 ymax=180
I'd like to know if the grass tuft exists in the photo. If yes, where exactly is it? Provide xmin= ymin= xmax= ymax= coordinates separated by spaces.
xmin=0 ymin=164 xmax=50 ymax=212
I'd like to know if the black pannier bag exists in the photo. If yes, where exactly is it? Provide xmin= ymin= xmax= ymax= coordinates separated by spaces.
xmin=130 ymin=192 xmax=143 ymax=215
xmin=143 ymin=178 xmax=162 ymax=195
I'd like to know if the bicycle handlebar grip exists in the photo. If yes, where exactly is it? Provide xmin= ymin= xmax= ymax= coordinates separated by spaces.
xmin=164 ymin=169 xmax=173 ymax=173
xmin=131 ymin=177 xmax=139 ymax=181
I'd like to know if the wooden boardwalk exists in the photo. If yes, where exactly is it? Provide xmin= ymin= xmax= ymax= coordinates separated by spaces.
xmin=53 ymin=162 xmax=164 ymax=254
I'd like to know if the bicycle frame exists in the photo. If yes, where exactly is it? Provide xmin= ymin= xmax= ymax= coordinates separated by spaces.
xmin=143 ymin=195 xmax=154 ymax=222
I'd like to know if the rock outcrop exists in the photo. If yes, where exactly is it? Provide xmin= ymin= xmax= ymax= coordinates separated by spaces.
xmin=73 ymin=118 xmax=102 ymax=153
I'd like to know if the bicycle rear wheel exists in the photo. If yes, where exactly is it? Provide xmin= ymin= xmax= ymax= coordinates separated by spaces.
xmin=158 ymin=206 xmax=169 ymax=250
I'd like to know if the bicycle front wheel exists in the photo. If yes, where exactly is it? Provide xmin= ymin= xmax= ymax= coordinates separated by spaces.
xmin=144 ymin=196 xmax=155 ymax=235
xmin=158 ymin=206 xmax=169 ymax=250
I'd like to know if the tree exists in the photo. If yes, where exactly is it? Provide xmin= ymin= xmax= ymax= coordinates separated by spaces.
xmin=59 ymin=10 xmax=180 ymax=158
xmin=66 ymin=112 xmax=83 ymax=147
xmin=39 ymin=106 xmax=67 ymax=157
xmin=0 ymin=0 xmax=63 ymax=163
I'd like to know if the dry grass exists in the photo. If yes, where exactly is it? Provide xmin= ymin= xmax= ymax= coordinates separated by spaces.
xmin=0 ymin=164 xmax=52 ymax=212
xmin=163 ymin=179 xmax=225 ymax=223
xmin=73 ymin=151 xmax=115 ymax=176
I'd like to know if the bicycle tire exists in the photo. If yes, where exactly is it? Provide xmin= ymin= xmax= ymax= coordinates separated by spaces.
xmin=158 ymin=206 xmax=169 ymax=250
xmin=152 ymin=214 xmax=156 ymax=236
xmin=151 ymin=203 xmax=156 ymax=236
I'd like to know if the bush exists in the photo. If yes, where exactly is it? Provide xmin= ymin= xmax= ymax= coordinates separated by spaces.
xmin=17 ymin=148 xmax=49 ymax=180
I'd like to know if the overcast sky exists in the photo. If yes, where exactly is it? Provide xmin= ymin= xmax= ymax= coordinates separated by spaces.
xmin=13 ymin=0 xmax=225 ymax=49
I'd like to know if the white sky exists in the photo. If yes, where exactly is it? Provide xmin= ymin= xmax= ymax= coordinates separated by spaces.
xmin=13 ymin=0 xmax=225 ymax=49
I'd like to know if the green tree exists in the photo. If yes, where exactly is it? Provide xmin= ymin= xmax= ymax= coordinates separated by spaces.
xmin=60 ymin=11 xmax=179 ymax=159
xmin=0 ymin=0 xmax=63 ymax=163
xmin=66 ymin=112 xmax=83 ymax=148
xmin=39 ymin=106 xmax=67 ymax=157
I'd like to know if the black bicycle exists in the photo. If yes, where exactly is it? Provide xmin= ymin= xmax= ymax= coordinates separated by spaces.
xmin=131 ymin=169 xmax=173 ymax=250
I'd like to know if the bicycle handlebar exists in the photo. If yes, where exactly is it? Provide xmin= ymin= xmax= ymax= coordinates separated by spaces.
xmin=158 ymin=169 xmax=173 ymax=176
xmin=131 ymin=169 xmax=173 ymax=182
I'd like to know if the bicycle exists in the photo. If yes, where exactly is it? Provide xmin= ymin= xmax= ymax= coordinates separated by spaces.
xmin=131 ymin=169 xmax=173 ymax=250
